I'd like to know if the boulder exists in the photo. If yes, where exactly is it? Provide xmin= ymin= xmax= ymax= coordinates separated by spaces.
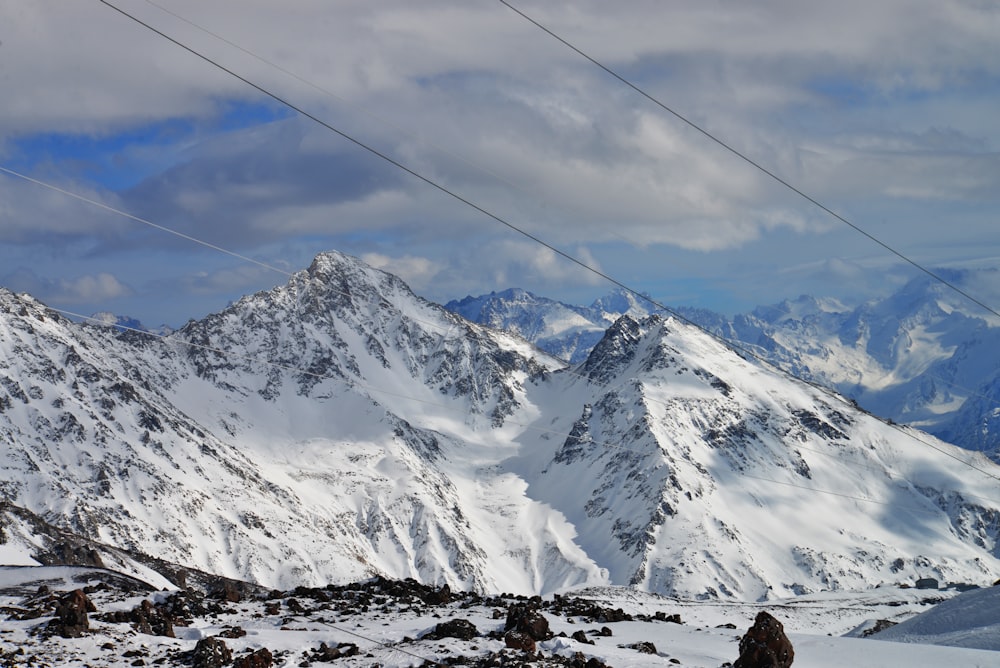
xmin=504 ymin=630 xmax=536 ymax=652
xmin=505 ymin=602 xmax=552 ymax=641
xmin=192 ymin=637 xmax=232 ymax=668
xmin=734 ymin=611 xmax=794 ymax=668
xmin=47 ymin=589 xmax=93 ymax=638
xmin=425 ymin=618 xmax=479 ymax=640
xmin=233 ymin=648 xmax=273 ymax=668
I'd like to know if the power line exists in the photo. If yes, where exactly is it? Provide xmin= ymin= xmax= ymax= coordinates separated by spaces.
xmin=80 ymin=1 xmax=826 ymax=400
xmin=0 ymin=164 xmax=753 ymax=430
xmin=0 ymin=165 xmax=289 ymax=279
xmin=14 ymin=154 xmax=992 ymax=489
xmin=0 ymin=0 xmax=990 ymax=599
xmin=87 ymin=0 xmax=1000 ymax=487
xmin=93 ymin=0 xmax=652 ymax=322
xmin=496 ymin=0 xmax=1000 ymax=324
xmin=93 ymin=0 xmax=1000 ymax=433
xmin=8 ymin=145 xmax=993 ymax=457
xmin=4 ymin=154 xmax=648 ymax=437
xmin=116 ymin=0 xmax=1000 ymax=460
xmin=138 ymin=0 xmax=539 ymax=210
xmin=0 ymin=164 xmax=522 ymax=353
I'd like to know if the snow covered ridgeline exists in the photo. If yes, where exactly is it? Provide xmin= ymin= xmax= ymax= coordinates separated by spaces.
xmin=513 ymin=314 xmax=1000 ymax=599
xmin=2 ymin=250 xmax=1000 ymax=599
xmin=448 ymin=270 xmax=1000 ymax=454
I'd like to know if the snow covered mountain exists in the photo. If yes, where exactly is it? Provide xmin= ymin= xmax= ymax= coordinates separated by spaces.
xmin=3 ymin=251 xmax=1000 ymax=600
xmin=0 ymin=252 xmax=595 ymax=595
xmin=450 ymin=270 xmax=1000 ymax=454
xmin=445 ymin=288 xmax=656 ymax=364
xmin=698 ymin=270 xmax=1000 ymax=454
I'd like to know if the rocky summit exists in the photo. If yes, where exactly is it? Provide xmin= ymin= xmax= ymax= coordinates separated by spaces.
xmin=1 ymin=250 xmax=1000 ymax=601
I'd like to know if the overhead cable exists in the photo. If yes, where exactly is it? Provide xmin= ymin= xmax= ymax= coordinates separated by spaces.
xmin=496 ymin=0 xmax=1000 ymax=324
xmin=0 ymin=165 xmax=289 ymax=279
xmin=90 ymin=0 xmax=1000 ymax=486
xmin=138 ymin=0 xmax=536 ymax=207
xmin=116 ymin=0 xmax=1000 ymax=456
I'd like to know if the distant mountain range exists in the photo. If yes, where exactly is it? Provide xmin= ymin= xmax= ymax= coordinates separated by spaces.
xmin=447 ymin=269 xmax=1000 ymax=454
xmin=445 ymin=288 xmax=656 ymax=365
xmin=2 ymin=251 xmax=1000 ymax=601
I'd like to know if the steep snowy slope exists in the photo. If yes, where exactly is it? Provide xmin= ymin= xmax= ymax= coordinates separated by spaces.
xmin=0 ymin=254 xmax=600 ymax=594
xmin=713 ymin=272 xmax=1000 ymax=452
xmin=2 ymin=252 xmax=1000 ymax=600
xmin=510 ymin=315 xmax=1000 ymax=600
xmin=451 ymin=271 xmax=1000 ymax=453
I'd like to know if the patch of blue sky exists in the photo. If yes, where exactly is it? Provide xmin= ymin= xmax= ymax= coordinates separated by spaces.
xmin=7 ymin=99 xmax=292 ymax=191
xmin=806 ymin=70 xmax=1000 ymax=110
xmin=806 ymin=75 xmax=882 ymax=107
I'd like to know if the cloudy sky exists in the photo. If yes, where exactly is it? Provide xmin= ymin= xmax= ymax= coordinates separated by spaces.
xmin=1 ymin=0 xmax=999 ymax=327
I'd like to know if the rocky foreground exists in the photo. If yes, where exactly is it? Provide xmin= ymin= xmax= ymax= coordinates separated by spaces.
xmin=0 ymin=567 xmax=724 ymax=667
xmin=3 ymin=563 xmax=987 ymax=668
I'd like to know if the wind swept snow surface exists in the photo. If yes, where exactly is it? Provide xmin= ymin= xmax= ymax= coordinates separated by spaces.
xmin=869 ymin=584 xmax=1000 ymax=650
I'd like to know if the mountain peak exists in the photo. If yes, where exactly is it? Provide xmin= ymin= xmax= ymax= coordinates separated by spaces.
xmin=3 ymin=252 xmax=1000 ymax=601
xmin=589 ymin=288 xmax=655 ymax=317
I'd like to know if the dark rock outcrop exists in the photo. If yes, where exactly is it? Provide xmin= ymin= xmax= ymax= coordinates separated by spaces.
xmin=505 ymin=602 xmax=552 ymax=641
xmin=192 ymin=637 xmax=232 ymax=668
xmin=859 ymin=619 xmax=897 ymax=638
xmin=233 ymin=648 xmax=273 ymax=668
xmin=504 ymin=630 xmax=536 ymax=652
xmin=130 ymin=599 xmax=175 ymax=637
xmin=425 ymin=618 xmax=479 ymax=640
xmin=734 ymin=611 xmax=794 ymax=668
xmin=306 ymin=642 xmax=359 ymax=662
xmin=623 ymin=641 xmax=657 ymax=654
xmin=47 ymin=589 xmax=94 ymax=638
xmin=36 ymin=542 xmax=105 ymax=568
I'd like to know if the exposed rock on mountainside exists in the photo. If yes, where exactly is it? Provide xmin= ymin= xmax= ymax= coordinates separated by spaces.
xmin=2 ymin=251 xmax=1000 ymax=600
xmin=450 ymin=270 xmax=1000 ymax=454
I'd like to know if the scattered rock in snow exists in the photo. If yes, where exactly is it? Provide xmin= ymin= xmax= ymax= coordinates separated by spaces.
xmin=232 ymin=647 xmax=274 ymax=668
xmin=504 ymin=629 xmax=536 ymax=652
xmin=505 ymin=601 xmax=552 ymax=641
xmin=306 ymin=641 xmax=360 ymax=662
xmin=622 ymin=640 xmax=657 ymax=654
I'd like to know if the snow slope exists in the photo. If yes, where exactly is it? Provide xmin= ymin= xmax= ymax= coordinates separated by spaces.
xmin=450 ymin=270 xmax=1000 ymax=454
xmin=2 ymin=251 xmax=1000 ymax=600
xmin=514 ymin=315 xmax=1000 ymax=599
xmin=870 ymin=584 xmax=1000 ymax=650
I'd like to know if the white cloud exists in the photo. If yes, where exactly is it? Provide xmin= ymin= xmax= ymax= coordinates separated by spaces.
xmin=3 ymin=0 xmax=999 ymax=322
xmin=0 ymin=173 xmax=133 ymax=243
xmin=2 ymin=269 xmax=132 ymax=304
xmin=360 ymin=253 xmax=439 ymax=290
xmin=62 ymin=273 xmax=132 ymax=301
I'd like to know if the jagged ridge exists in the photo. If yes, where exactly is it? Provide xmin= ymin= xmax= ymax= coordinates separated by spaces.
xmin=1 ymin=252 xmax=1000 ymax=600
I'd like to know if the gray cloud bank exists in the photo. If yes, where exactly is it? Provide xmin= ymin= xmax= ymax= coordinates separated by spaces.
xmin=1 ymin=0 xmax=998 ymax=323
